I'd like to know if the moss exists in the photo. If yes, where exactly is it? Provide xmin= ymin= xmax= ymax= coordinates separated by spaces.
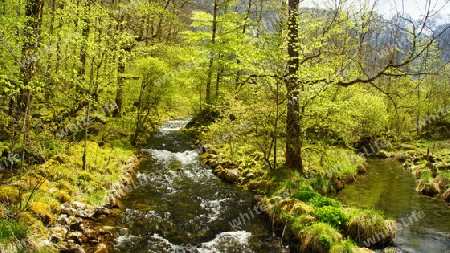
xmin=56 ymin=181 xmax=72 ymax=192
xmin=27 ymin=202 xmax=53 ymax=225
xmin=346 ymin=209 xmax=395 ymax=247
xmin=301 ymin=222 xmax=343 ymax=253
xmin=18 ymin=212 xmax=35 ymax=223
xmin=290 ymin=201 xmax=315 ymax=216
xmin=79 ymin=171 xmax=95 ymax=181
xmin=0 ymin=186 xmax=20 ymax=204
xmin=330 ymin=239 xmax=358 ymax=253
xmin=316 ymin=206 xmax=348 ymax=229
xmin=416 ymin=179 xmax=439 ymax=196
xmin=54 ymin=191 xmax=72 ymax=203
xmin=47 ymin=197 xmax=62 ymax=214
xmin=291 ymin=214 xmax=316 ymax=233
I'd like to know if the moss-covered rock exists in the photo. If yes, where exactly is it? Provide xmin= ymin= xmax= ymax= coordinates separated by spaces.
xmin=0 ymin=186 xmax=20 ymax=204
xmin=290 ymin=201 xmax=315 ymax=216
xmin=330 ymin=239 xmax=359 ymax=253
xmin=55 ymin=190 xmax=72 ymax=203
xmin=442 ymin=188 xmax=450 ymax=203
xmin=346 ymin=210 xmax=395 ymax=247
xmin=300 ymin=222 xmax=343 ymax=253
xmin=28 ymin=202 xmax=54 ymax=225
xmin=416 ymin=179 xmax=439 ymax=197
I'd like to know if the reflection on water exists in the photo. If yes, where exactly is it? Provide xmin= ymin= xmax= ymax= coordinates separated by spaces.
xmin=336 ymin=159 xmax=450 ymax=252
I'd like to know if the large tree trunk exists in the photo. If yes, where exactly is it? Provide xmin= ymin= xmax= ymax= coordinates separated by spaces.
xmin=19 ymin=0 xmax=44 ymax=169
xmin=285 ymin=0 xmax=303 ymax=173
xmin=19 ymin=0 xmax=44 ymax=112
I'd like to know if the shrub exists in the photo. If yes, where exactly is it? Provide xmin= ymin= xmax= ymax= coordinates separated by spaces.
xmin=316 ymin=206 xmax=347 ymax=228
xmin=292 ymin=190 xmax=321 ymax=202
xmin=309 ymin=195 xmax=341 ymax=208
xmin=301 ymin=222 xmax=343 ymax=252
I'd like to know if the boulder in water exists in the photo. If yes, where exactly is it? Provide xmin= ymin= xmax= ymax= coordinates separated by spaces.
xmin=443 ymin=188 xmax=450 ymax=203
xmin=416 ymin=180 xmax=439 ymax=197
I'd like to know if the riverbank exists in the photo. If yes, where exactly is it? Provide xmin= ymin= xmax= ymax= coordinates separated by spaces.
xmin=186 ymin=120 xmax=396 ymax=252
xmin=377 ymin=139 xmax=450 ymax=204
xmin=0 ymin=140 xmax=142 ymax=253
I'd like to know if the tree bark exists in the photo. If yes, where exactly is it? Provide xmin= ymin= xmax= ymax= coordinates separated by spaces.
xmin=285 ymin=0 xmax=303 ymax=173
xmin=205 ymin=0 xmax=219 ymax=104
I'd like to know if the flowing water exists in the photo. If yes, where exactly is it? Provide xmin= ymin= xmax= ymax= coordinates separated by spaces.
xmin=101 ymin=119 xmax=283 ymax=252
xmin=336 ymin=159 xmax=450 ymax=253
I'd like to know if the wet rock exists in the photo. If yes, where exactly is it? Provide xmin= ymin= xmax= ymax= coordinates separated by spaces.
xmin=60 ymin=244 xmax=86 ymax=253
xmin=397 ymin=144 xmax=415 ymax=150
xmin=374 ymin=247 xmax=408 ymax=253
xmin=65 ymin=216 xmax=83 ymax=230
xmin=97 ymin=226 xmax=115 ymax=242
xmin=437 ymin=163 xmax=450 ymax=170
xmin=83 ymin=228 xmax=98 ymax=241
xmin=252 ymin=195 xmax=264 ymax=206
xmin=416 ymin=180 xmax=439 ymax=197
xmin=69 ymin=220 xmax=86 ymax=232
xmin=106 ymin=197 xmax=120 ymax=209
xmin=72 ymin=201 xmax=86 ymax=209
xmin=357 ymin=164 xmax=367 ymax=174
xmin=246 ymin=172 xmax=256 ymax=180
xmin=50 ymin=226 xmax=68 ymax=243
xmin=395 ymin=154 xmax=411 ymax=162
xmin=94 ymin=207 xmax=110 ymax=218
xmin=402 ymin=162 xmax=412 ymax=170
xmin=212 ymin=165 xmax=239 ymax=184
xmin=98 ymin=226 xmax=115 ymax=236
xmin=94 ymin=243 xmax=108 ymax=253
xmin=61 ymin=203 xmax=77 ymax=216
xmin=433 ymin=175 xmax=449 ymax=192
xmin=117 ymin=227 xmax=129 ymax=236
xmin=67 ymin=231 xmax=86 ymax=244
xmin=376 ymin=150 xmax=390 ymax=158
xmin=56 ymin=214 xmax=70 ymax=226
xmin=443 ymin=188 xmax=450 ymax=203
xmin=206 ymin=159 xmax=218 ymax=167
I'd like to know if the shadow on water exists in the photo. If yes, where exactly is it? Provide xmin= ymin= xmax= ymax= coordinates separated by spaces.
xmin=100 ymin=119 xmax=283 ymax=252
xmin=336 ymin=159 xmax=450 ymax=253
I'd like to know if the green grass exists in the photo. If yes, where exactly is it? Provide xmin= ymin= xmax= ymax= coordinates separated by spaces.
xmin=0 ymin=219 xmax=28 ymax=244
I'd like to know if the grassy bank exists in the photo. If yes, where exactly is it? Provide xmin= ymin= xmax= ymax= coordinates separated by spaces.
xmin=382 ymin=139 xmax=450 ymax=202
xmin=188 ymin=117 xmax=396 ymax=252
xmin=0 ymin=111 xmax=156 ymax=252
xmin=0 ymin=139 xmax=138 ymax=252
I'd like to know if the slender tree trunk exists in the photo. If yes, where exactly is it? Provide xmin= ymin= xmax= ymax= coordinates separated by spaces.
xmin=205 ymin=0 xmax=219 ymax=104
xmin=285 ymin=0 xmax=303 ymax=173
xmin=79 ymin=1 xmax=90 ymax=78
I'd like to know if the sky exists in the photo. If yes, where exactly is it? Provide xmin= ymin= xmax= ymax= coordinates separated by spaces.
xmin=377 ymin=0 xmax=450 ymax=21
xmin=299 ymin=0 xmax=450 ymax=24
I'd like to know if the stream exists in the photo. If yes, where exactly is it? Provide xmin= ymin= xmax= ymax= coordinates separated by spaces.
xmin=98 ymin=119 xmax=450 ymax=252
xmin=336 ymin=159 xmax=450 ymax=252
xmin=99 ymin=119 xmax=283 ymax=252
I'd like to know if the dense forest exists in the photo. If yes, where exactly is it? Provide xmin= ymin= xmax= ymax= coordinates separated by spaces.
xmin=1 ymin=0 xmax=450 ymax=252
